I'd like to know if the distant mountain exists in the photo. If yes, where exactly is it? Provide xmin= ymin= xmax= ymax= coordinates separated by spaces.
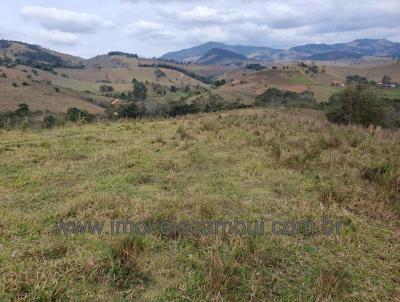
xmin=162 ymin=42 xmax=282 ymax=62
xmin=162 ymin=39 xmax=400 ymax=63
xmin=196 ymin=48 xmax=248 ymax=65
xmin=277 ymin=39 xmax=400 ymax=61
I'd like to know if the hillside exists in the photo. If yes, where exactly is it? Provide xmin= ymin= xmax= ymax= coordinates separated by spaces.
xmin=196 ymin=48 xmax=248 ymax=65
xmin=1 ymin=109 xmax=399 ymax=300
xmin=0 ymin=40 xmax=85 ymax=70
xmin=0 ymin=71 xmax=107 ymax=113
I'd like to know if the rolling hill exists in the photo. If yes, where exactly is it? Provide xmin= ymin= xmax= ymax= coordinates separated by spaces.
xmin=0 ymin=39 xmax=85 ymax=70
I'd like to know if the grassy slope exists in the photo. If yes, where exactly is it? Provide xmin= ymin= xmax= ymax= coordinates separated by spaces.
xmin=0 ymin=77 xmax=105 ymax=114
xmin=0 ymin=109 xmax=399 ymax=301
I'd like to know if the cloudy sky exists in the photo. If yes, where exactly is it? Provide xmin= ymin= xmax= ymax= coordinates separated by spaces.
xmin=1 ymin=0 xmax=399 ymax=58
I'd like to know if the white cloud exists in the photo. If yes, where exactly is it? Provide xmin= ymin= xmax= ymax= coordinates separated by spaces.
xmin=21 ymin=6 xmax=114 ymax=33
xmin=37 ymin=29 xmax=79 ymax=45
xmin=176 ymin=6 xmax=257 ymax=24
xmin=125 ymin=20 xmax=175 ymax=41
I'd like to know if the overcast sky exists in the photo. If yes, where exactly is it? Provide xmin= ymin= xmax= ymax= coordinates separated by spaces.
xmin=1 ymin=0 xmax=399 ymax=58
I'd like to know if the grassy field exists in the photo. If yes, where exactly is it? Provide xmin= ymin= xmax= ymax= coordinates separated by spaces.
xmin=0 ymin=108 xmax=399 ymax=301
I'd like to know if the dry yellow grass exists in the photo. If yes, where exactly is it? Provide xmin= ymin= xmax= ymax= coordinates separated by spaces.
xmin=0 ymin=108 xmax=399 ymax=301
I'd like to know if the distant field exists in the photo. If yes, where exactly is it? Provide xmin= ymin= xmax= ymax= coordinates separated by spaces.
xmin=0 ymin=109 xmax=399 ymax=300
xmin=325 ymin=62 xmax=400 ymax=82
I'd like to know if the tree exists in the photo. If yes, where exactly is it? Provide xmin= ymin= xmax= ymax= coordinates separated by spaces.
xmin=117 ymin=102 xmax=144 ymax=118
xmin=215 ymin=79 xmax=226 ymax=87
xmin=15 ymin=103 xmax=30 ymax=116
xmin=382 ymin=75 xmax=392 ymax=85
xmin=67 ymin=107 xmax=81 ymax=122
xmin=154 ymin=68 xmax=166 ymax=79
xmin=326 ymin=85 xmax=383 ymax=127
xmin=43 ymin=115 xmax=56 ymax=128
xmin=131 ymin=79 xmax=147 ymax=101
xmin=100 ymin=85 xmax=113 ymax=93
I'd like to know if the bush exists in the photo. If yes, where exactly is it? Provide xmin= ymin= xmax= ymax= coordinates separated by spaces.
xmin=132 ymin=79 xmax=147 ymax=101
xmin=67 ymin=107 xmax=81 ymax=122
xmin=43 ymin=115 xmax=57 ymax=128
xmin=255 ymin=88 xmax=319 ymax=109
xmin=154 ymin=68 xmax=166 ymax=79
xmin=116 ymin=102 xmax=145 ymax=118
xmin=325 ymin=85 xmax=384 ymax=127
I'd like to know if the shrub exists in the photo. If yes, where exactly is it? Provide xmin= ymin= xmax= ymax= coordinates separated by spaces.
xmin=132 ymin=79 xmax=147 ymax=101
xmin=15 ymin=103 xmax=30 ymax=116
xmin=43 ymin=115 xmax=57 ymax=128
xmin=255 ymin=88 xmax=319 ymax=109
xmin=67 ymin=107 xmax=81 ymax=122
xmin=154 ymin=68 xmax=166 ymax=79
xmin=12 ymin=82 xmax=18 ymax=87
xmin=325 ymin=85 xmax=384 ymax=127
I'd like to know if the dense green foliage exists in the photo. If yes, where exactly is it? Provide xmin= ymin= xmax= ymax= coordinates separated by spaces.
xmin=325 ymin=85 xmax=400 ymax=128
xmin=255 ymin=88 xmax=320 ymax=109
xmin=131 ymin=79 xmax=148 ymax=101
xmin=346 ymin=75 xmax=369 ymax=85
xmin=246 ymin=63 xmax=266 ymax=71
xmin=108 ymin=51 xmax=138 ymax=58
xmin=43 ymin=115 xmax=57 ymax=128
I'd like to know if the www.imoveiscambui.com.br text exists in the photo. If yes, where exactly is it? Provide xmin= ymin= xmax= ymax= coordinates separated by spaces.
xmin=52 ymin=217 xmax=343 ymax=237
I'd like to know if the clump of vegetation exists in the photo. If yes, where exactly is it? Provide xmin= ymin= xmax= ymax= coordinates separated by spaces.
xmin=43 ymin=115 xmax=57 ymax=128
xmin=246 ymin=63 xmax=266 ymax=71
xmin=108 ymin=51 xmax=138 ymax=58
xmin=102 ymin=236 xmax=150 ymax=292
xmin=214 ymin=79 xmax=226 ymax=87
xmin=346 ymin=75 xmax=369 ymax=85
xmin=100 ymin=85 xmax=114 ymax=96
xmin=325 ymin=85 xmax=400 ymax=128
xmin=255 ymin=87 xmax=319 ymax=109
xmin=131 ymin=79 xmax=147 ymax=101
xmin=154 ymin=67 xmax=166 ymax=79
xmin=67 ymin=107 xmax=94 ymax=123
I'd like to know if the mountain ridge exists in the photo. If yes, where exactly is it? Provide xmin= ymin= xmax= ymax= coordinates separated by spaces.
xmin=162 ymin=39 xmax=400 ymax=62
